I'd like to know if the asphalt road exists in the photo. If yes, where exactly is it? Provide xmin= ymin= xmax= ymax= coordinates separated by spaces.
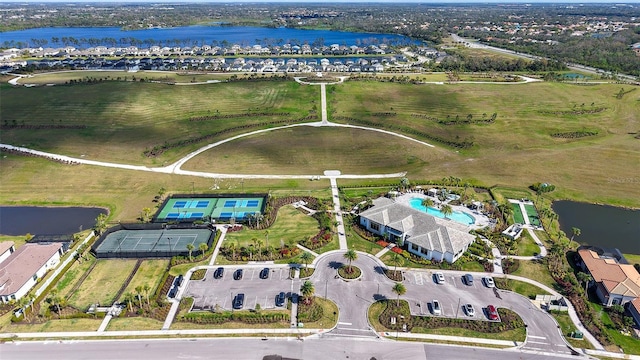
xmin=0 ymin=337 xmax=577 ymax=360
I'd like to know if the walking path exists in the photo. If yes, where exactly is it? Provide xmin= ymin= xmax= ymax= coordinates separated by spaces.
xmin=374 ymin=246 xmax=392 ymax=258
xmin=209 ymin=226 xmax=227 ymax=266
xmin=296 ymin=244 xmax=319 ymax=258
xmin=326 ymin=172 xmax=347 ymax=250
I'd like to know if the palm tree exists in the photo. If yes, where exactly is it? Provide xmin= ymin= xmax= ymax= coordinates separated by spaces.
xmin=186 ymin=243 xmax=195 ymax=261
xmin=123 ymin=292 xmax=135 ymax=312
xmin=391 ymin=252 xmax=402 ymax=273
xmin=570 ymin=227 xmax=581 ymax=247
xmin=300 ymin=280 xmax=315 ymax=305
xmin=499 ymin=203 xmax=514 ymax=223
xmin=421 ymin=198 xmax=434 ymax=209
xmin=577 ymin=272 xmax=593 ymax=293
xmin=94 ymin=213 xmax=108 ymax=235
xmin=392 ymin=282 xmax=406 ymax=306
xmin=344 ymin=249 xmax=358 ymax=273
xmin=227 ymin=241 xmax=237 ymax=260
xmin=264 ymin=230 xmax=270 ymax=245
xmin=135 ymin=286 xmax=144 ymax=307
xmin=399 ymin=177 xmax=410 ymax=191
xmin=440 ymin=204 xmax=453 ymax=219
xmin=143 ymin=284 xmax=151 ymax=307
xmin=199 ymin=242 xmax=208 ymax=258
xmin=300 ymin=251 xmax=313 ymax=269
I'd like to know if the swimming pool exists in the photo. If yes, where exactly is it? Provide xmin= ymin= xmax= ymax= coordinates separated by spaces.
xmin=409 ymin=198 xmax=475 ymax=225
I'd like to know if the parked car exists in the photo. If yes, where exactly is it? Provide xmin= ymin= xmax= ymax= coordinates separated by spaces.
xmin=431 ymin=300 xmax=442 ymax=316
xmin=233 ymin=269 xmax=243 ymax=280
xmin=464 ymin=303 xmax=475 ymax=317
xmin=435 ymin=272 xmax=445 ymax=284
xmin=260 ymin=267 xmax=270 ymax=279
xmin=175 ymin=275 xmax=183 ymax=287
xmin=168 ymin=287 xmax=177 ymax=299
xmin=463 ymin=273 xmax=474 ymax=286
xmin=233 ymin=293 xmax=245 ymax=309
xmin=486 ymin=305 xmax=499 ymax=321
xmin=483 ymin=276 xmax=495 ymax=288
xmin=276 ymin=292 xmax=286 ymax=307
xmin=213 ymin=267 xmax=224 ymax=279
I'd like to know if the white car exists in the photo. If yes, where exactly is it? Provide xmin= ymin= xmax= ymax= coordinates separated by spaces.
xmin=483 ymin=276 xmax=495 ymax=288
xmin=432 ymin=300 xmax=442 ymax=315
xmin=435 ymin=272 xmax=445 ymax=284
xmin=464 ymin=303 xmax=475 ymax=317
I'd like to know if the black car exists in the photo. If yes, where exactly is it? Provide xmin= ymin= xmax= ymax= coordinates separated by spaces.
xmin=463 ymin=273 xmax=474 ymax=286
xmin=213 ymin=267 xmax=224 ymax=279
xmin=260 ymin=267 xmax=270 ymax=279
xmin=275 ymin=292 xmax=286 ymax=307
xmin=233 ymin=293 xmax=245 ymax=309
xmin=233 ymin=269 xmax=243 ymax=280
xmin=174 ymin=275 xmax=183 ymax=287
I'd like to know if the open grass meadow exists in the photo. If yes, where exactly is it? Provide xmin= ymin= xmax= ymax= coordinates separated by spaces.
xmin=67 ymin=259 xmax=138 ymax=309
xmin=15 ymin=70 xmax=242 ymax=85
xmin=1 ymin=79 xmax=317 ymax=165
xmin=327 ymin=80 xmax=639 ymax=208
xmin=223 ymin=205 xmax=319 ymax=249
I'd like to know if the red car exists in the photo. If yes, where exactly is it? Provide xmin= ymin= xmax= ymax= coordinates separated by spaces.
xmin=487 ymin=305 xmax=499 ymax=321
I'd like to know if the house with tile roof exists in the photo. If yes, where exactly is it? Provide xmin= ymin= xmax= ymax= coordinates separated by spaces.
xmin=577 ymin=248 xmax=640 ymax=309
xmin=0 ymin=242 xmax=63 ymax=303
xmin=358 ymin=197 xmax=475 ymax=263
xmin=0 ymin=242 xmax=15 ymax=264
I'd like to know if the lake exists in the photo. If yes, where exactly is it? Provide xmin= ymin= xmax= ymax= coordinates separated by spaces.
xmin=0 ymin=206 xmax=108 ymax=236
xmin=1 ymin=26 xmax=419 ymax=48
xmin=552 ymin=201 xmax=640 ymax=254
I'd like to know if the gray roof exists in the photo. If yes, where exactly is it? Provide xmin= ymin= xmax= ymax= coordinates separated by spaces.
xmin=359 ymin=197 xmax=474 ymax=255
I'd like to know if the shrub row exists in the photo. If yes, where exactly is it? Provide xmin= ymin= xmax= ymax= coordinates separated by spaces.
xmin=550 ymin=130 xmax=598 ymax=139
xmin=182 ymin=311 xmax=289 ymax=324
xmin=189 ymin=112 xmax=290 ymax=122
xmin=143 ymin=116 xmax=316 ymax=157
xmin=0 ymin=147 xmax=80 ymax=165
xmin=1 ymin=124 xmax=87 ymax=130
xmin=539 ymin=107 xmax=606 ymax=115
xmin=332 ymin=116 xmax=473 ymax=148
xmin=437 ymin=113 xmax=497 ymax=125
xmin=371 ymin=112 xmax=396 ymax=117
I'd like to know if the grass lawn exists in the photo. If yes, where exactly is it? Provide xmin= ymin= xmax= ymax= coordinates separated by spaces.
xmin=517 ymin=231 xmax=540 ymax=257
xmin=67 ymin=259 xmax=138 ymax=309
xmin=224 ymin=205 xmax=319 ymax=250
xmin=7 ymin=318 xmax=101 ymax=333
xmin=590 ymin=302 xmax=640 ymax=355
xmin=458 ymin=260 xmax=485 ymax=272
xmin=106 ymin=317 xmax=164 ymax=331
xmin=120 ymin=259 xmax=169 ymax=301
xmin=346 ymin=229 xmax=380 ymax=255
xmin=57 ymin=256 xmax=98 ymax=299
xmin=497 ymin=278 xmax=550 ymax=299
xmin=511 ymin=259 xmax=556 ymax=290
xmin=312 ymin=236 xmax=340 ymax=254
xmin=16 ymin=71 xmax=241 ymax=85
xmin=550 ymin=311 xmax=595 ymax=350
xmin=623 ymin=253 xmax=640 ymax=265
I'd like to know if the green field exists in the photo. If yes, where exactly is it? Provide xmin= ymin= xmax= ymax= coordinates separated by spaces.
xmin=511 ymin=203 xmax=525 ymax=224
xmin=1 ymin=77 xmax=639 ymax=211
xmin=67 ymin=259 xmax=138 ymax=309
xmin=224 ymin=205 xmax=319 ymax=249
xmin=121 ymin=259 xmax=169 ymax=301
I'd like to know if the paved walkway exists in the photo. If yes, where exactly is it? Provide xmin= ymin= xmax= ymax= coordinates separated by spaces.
xmin=326 ymin=172 xmax=347 ymax=250
xmin=374 ymin=246 xmax=392 ymax=258
xmin=296 ymin=244 xmax=319 ymax=258
xmin=209 ymin=226 xmax=227 ymax=266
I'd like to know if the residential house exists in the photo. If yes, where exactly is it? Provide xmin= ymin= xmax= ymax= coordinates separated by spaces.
xmin=577 ymin=248 xmax=640 ymax=307
xmin=358 ymin=197 xmax=475 ymax=263
xmin=0 ymin=242 xmax=63 ymax=303
xmin=0 ymin=242 xmax=14 ymax=263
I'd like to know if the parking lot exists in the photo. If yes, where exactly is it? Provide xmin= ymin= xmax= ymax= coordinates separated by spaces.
xmin=183 ymin=266 xmax=295 ymax=311
xmin=402 ymin=270 xmax=502 ymax=321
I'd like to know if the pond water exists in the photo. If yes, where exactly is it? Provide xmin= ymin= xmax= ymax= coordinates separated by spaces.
xmin=0 ymin=206 xmax=108 ymax=236
xmin=1 ymin=26 xmax=419 ymax=48
xmin=552 ymin=201 xmax=640 ymax=254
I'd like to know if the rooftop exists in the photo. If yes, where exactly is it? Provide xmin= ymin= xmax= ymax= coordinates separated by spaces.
xmin=0 ymin=241 xmax=15 ymax=255
xmin=0 ymin=242 xmax=62 ymax=297
xmin=579 ymin=248 xmax=640 ymax=298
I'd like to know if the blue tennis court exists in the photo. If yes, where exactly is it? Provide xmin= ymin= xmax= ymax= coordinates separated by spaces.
xmin=195 ymin=201 xmax=210 ymax=208
xmin=223 ymin=200 xmax=237 ymax=208
xmin=173 ymin=201 xmax=187 ymax=209
xmin=157 ymin=195 xmax=265 ymax=223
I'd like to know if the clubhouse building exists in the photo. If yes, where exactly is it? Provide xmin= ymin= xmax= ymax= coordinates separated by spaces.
xmin=359 ymin=197 xmax=475 ymax=263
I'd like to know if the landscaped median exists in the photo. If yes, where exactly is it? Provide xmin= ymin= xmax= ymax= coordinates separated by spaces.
xmin=369 ymin=300 xmax=526 ymax=346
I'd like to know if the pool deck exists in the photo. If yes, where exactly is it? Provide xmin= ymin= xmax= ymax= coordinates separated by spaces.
xmin=394 ymin=192 xmax=492 ymax=230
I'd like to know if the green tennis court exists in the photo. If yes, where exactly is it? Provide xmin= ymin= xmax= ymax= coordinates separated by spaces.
xmin=524 ymin=204 xmax=541 ymax=227
xmin=95 ymin=228 xmax=212 ymax=258
xmin=512 ymin=203 xmax=526 ymax=224
xmin=155 ymin=195 xmax=266 ymax=223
